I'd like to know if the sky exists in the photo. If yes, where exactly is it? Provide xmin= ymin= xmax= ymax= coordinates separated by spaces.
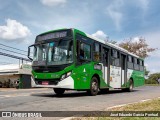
xmin=0 ymin=0 xmax=160 ymax=73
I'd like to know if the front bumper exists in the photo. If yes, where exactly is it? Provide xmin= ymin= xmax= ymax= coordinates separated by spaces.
xmin=31 ymin=76 xmax=74 ymax=89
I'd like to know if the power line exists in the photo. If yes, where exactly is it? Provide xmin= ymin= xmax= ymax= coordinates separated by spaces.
xmin=0 ymin=51 xmax=31 ymax=62
xmin=0 ymin=47 xmax=27 ymax=56
xmin=0 ymin=43 xmax=28 ymax=53
xmin=0 ymin=62 xmax=14 ymax=64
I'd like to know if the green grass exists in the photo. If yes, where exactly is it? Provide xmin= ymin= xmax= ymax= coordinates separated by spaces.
xmin=73 ymin=98 xmax=160 ymax=120
xmin=145 ymin=84 xmax=160 ymax=86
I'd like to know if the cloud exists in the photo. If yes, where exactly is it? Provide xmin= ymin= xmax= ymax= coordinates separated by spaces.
xmin=106 ymin=0 xmax=124 ymax=31
xmin=41 ymin=0 xmax=67 ymax=6
xmin=139 ymin=0 xmax=149 ymax=11
xmin=140 ymin=31 xmax=160 ymax=73
xmin=0 ymin=19 xmax=31 ymax=42
xmin=92 ymin=30 xmax=108 ymax=41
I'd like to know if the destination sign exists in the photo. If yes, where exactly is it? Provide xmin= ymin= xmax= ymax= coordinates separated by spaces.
xmin=37 ymin=31 xmax=67 ymax=41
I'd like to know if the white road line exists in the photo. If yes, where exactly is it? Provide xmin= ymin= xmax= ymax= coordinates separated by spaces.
xmin=140 ymin=99 xmax=151 ymax=102
xmin=106 ymin=104 xmax=127 ymax=110
xmin=60 ymin=117 xmax=73 ymax=120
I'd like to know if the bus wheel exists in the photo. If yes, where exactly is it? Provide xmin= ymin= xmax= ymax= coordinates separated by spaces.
xmin=53 ymin=88 xmax=65 ymax=95
xmin=87 ymin=77 xmax=99 ymax=96
xmin=128 ymin=79 xmax=134 ymax=92
xmin=124 ymin=79 xmax=133 ymax=92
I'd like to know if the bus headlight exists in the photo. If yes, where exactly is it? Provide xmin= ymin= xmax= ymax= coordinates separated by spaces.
xmin=60 ymin=71 xmax=72 ymax=80
xmin=66 ymin=71 xmax=72 ymax=77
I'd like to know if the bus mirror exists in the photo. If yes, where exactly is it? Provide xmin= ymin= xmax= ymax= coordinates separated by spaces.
xmin=28 ymin=45 xmax=33 ymax=61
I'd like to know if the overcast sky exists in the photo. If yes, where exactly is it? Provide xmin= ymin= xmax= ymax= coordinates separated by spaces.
xmin=0 ymin=0 xmax=160 ymax=73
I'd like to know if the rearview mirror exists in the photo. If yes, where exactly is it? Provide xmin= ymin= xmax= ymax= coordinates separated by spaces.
xmin=28 ymin=45 xmax=34 ymax=61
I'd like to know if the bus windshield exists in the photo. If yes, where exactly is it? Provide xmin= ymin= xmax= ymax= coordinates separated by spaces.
xmin=33 ymin=39 xmax=73 ymax=66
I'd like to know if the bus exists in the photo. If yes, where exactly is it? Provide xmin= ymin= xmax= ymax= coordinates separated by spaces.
xmin=28 ymin=28 xmax=144 ymax=96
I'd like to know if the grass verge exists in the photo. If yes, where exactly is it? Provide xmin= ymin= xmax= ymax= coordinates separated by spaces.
xmin=145 ymin=84 xmax=160 ymax=86
xmin=73 ymin=98 xmax=160 ymax=120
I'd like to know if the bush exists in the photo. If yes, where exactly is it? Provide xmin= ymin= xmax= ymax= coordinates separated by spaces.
xmin=145 ymin=79 xmax=158 ymax=84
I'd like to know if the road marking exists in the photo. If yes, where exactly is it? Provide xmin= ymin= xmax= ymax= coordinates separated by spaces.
xmin=140 ymin=99 xmax=151 ymax=102
xmin=60 ymin=117 xmax=73 ymax=120
xmin=106 ymin=104 xmax=128 ymax=110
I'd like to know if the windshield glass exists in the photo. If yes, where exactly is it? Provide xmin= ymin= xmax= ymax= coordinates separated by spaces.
xmin=33 ymin=39 xmax=73 ymax=66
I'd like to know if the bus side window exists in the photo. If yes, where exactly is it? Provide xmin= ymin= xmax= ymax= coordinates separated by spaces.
xmin=140 ymin=60 xmax=144 ymax=71
xmin=127 ymin=56 xmax=133 ymax=69
xmin=94 ymin=43 xmax=101 ymax=61
xmin=111 ymin=49 xmax=120 ymax=66
xmin=134 ymin=58 xmax=139 ymax=70
xmin=79 ymin=42 xmax=91 ymax=60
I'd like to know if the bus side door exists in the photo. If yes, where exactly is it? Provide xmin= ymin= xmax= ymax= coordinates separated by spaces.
xmin=102 ymin=47 xmax=110 ymax=86
xmin=121 ymin=54 xmax=127 ymax=87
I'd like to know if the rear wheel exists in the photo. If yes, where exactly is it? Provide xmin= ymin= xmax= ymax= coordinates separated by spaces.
xmin=87 ymin=77 xmax=99 ymax=96
xmin=128 ymin=79 xmax=134 ymax=92
xmin=53 ymin=88 xmax=65 ymax=95
xmin=122 ymin=79 xmax=134 ymax=92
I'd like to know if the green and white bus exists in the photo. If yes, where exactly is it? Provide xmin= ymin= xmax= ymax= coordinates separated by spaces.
xmin=28 ymin=28 xmax=144 ymax=96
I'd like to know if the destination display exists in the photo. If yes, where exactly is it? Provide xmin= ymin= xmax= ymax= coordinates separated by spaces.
xmin=36 ymin=31 xmax=68 ymax=41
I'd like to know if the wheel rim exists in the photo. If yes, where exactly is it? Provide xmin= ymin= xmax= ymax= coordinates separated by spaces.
xmin=92 ymin=81 xmax=98 ymax=92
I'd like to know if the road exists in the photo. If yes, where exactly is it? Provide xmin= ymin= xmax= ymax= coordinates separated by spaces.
xmin=0 ymin=86 xmax=160 ymax=118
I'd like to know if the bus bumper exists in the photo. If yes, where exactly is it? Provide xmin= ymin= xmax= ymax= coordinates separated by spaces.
xmin=31 ymin=76 xmax=74 ymax=89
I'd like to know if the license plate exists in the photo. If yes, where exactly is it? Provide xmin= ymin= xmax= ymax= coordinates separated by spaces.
xmin=42 ymin=81 xmax=49 ymax=85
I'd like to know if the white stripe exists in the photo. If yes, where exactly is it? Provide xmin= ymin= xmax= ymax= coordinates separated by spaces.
xmin=60 ymin=117 xmax=73 ymax=120
xmin=140 ymin=99 xmax=151 ymax=102
xmin=107 ymin=104 xmax=127 ymax=110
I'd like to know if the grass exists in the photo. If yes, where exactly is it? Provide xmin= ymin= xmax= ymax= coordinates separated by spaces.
xmin=145 ymin=84 xmax=160 ymax=86
xmin=73 ymin=98 xmax=160 ymax=120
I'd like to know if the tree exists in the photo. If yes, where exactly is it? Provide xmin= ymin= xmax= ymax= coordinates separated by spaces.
xmin=119 ymin=37 xmax=157 ymax=58
xmin=146 ymin=73 xmax=160 ymax=84
xmin=106 ymin=40 xmax=117 ymax=44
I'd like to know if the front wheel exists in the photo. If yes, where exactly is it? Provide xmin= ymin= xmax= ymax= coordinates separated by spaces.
xmin=87 ymin=77 xmax=99 ymax=96
xmin=53 ymin=88 xmax=65 ymax=95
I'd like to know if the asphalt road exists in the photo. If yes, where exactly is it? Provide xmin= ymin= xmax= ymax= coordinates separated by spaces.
xmin=0 ymin=86 xmax=160 ymax=119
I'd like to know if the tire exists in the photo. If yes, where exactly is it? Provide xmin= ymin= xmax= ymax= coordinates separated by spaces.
xmin=87 ymin=77 xmax=99 ymax=96
xmin=54 ymin=88 xmax=65 ymax=95
xmin=123 ymin=79 xmax=134 ymax=92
